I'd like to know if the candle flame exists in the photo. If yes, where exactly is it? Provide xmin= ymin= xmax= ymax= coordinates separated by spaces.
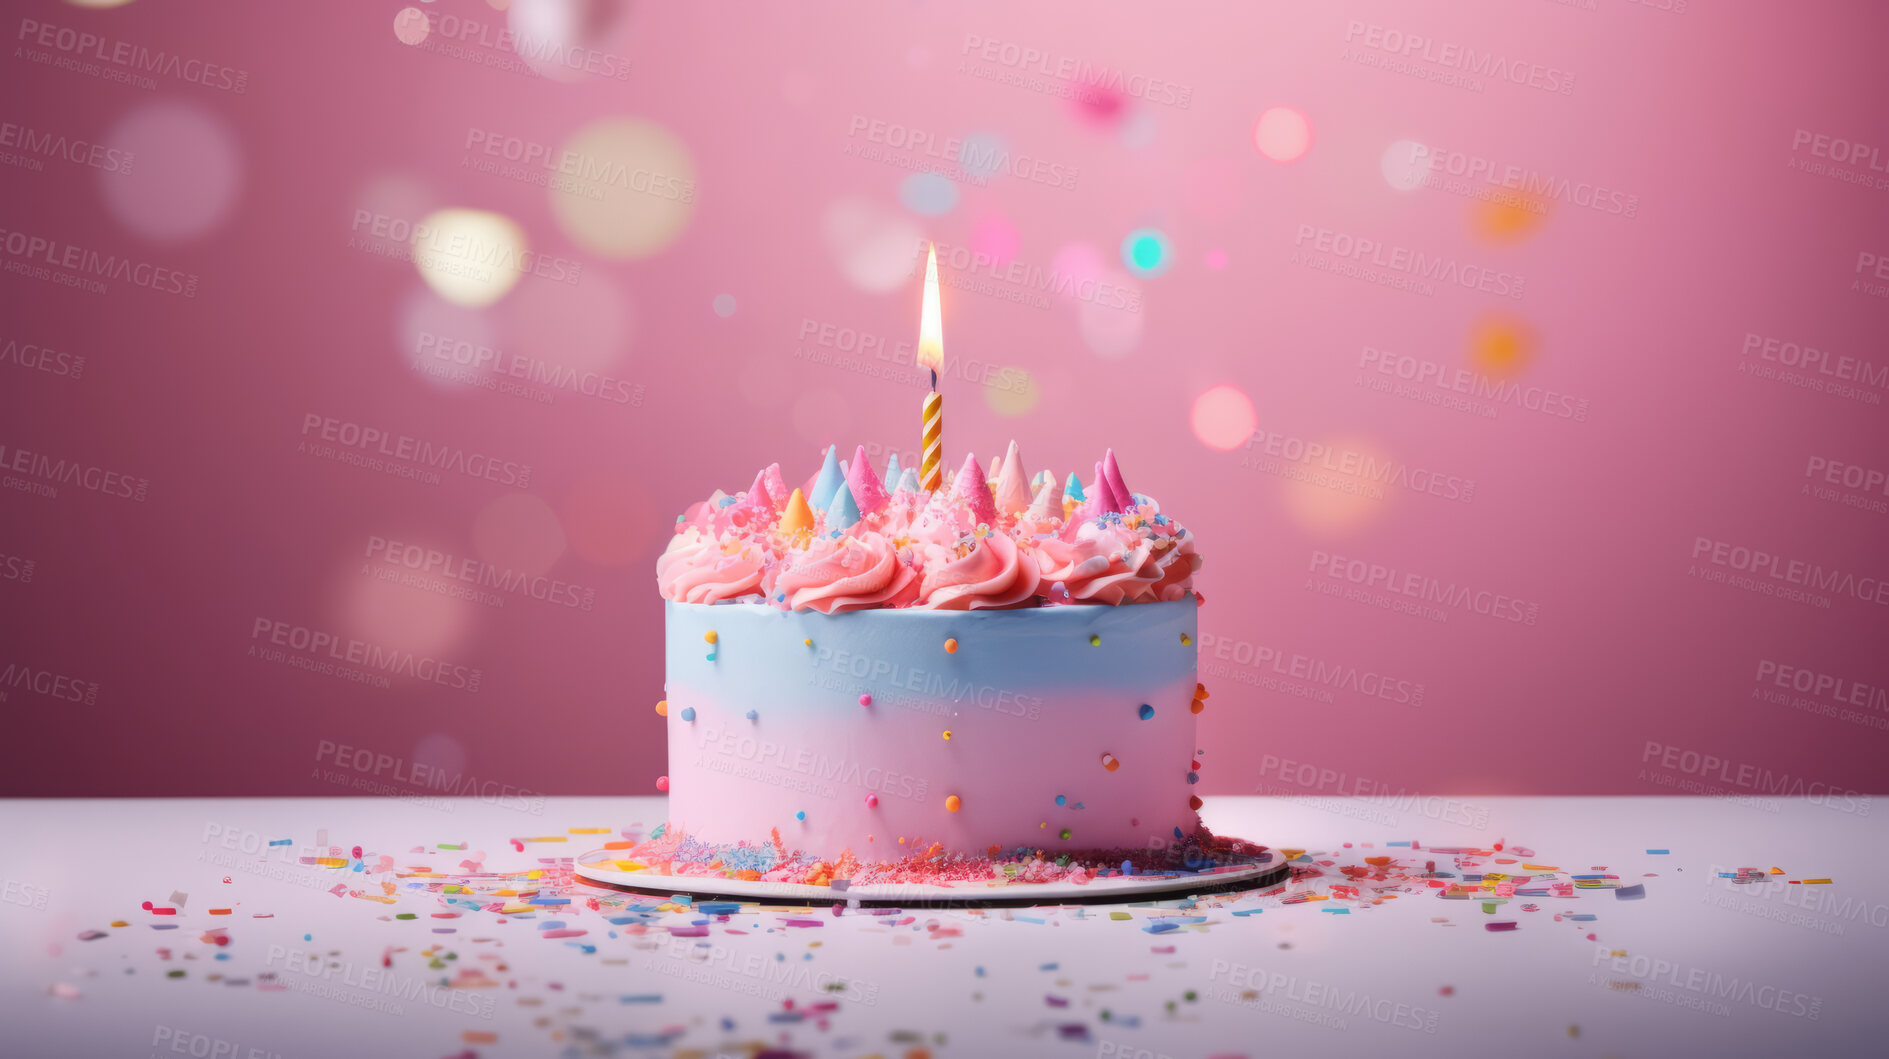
xmin=917 ymin=243 xmax=943 ymax=377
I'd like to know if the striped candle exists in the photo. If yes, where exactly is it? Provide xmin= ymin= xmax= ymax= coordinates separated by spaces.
xmin=916 ymin=243 xmax=945 ymax=493
xmin=921 ymin=388 xmax=943 ymax=492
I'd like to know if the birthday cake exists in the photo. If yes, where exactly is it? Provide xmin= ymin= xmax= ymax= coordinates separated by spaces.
xmin=640 ymin=442 xmax=1255 ymax=887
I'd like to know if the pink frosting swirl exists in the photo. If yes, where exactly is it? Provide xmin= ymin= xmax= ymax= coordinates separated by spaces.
xmin=915 ymin=531 xmax=1043 ymax=610
xmin=658 ymin=527 xmax=770 ymax=604
xmin=774 ymin=533 xmax=920 ymax=613
xmin=1035 ymin=521 xmax=1168 ymax=605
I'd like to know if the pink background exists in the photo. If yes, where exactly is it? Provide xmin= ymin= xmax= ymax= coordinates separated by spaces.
xmin=4 ymin=0 xmax=1885 ymax=799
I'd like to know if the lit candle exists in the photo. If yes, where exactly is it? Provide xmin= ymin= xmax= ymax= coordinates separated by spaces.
xmin=917 ymin=243 xmax=945 ymax=493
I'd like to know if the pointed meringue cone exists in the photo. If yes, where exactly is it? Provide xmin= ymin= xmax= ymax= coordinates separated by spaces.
xmin=1101 ymin=448 xmax=1134 ymax=510
xmin=892 ymin=467 xmax=922 ymax=494
xmin=778 ymin=488 xmax=814 ymax=536
xmin=845 ymin=444 xmax=890 ymax=516
xmin=823 ymin=478 xmax=862 ymax=530
xmin=1024 ymin=474 xmax=1063 ymax=520
xmin=988 ymin=453 xmax=1004 ymax=485
xmin=991 ymin=440 xmax=1032 ymax=516
xmin=951 ymin=451 xmax=999 ymax=527
xmin=1063 ymin=472 xmax=1086 ymax=504
xmin=884 ymin=451 xmax=902 ymax=484
xmin=1092 ymin=461 xmax=1122 ymax=514
xmin=808 ymin=445 xmax=845 ymax=511
xmin=761 ymin=463 xmax=790 ymax=508
xmin=739 ymin=469 xmax=777 ymax=515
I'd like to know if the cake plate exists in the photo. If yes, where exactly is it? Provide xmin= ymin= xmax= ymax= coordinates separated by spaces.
xmin=572 ymin=848 xmax=1289 ymax=907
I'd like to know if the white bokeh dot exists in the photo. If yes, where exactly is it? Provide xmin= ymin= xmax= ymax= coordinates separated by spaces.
xmin=712 ymin=293 xmax=738 ymax=317
xmin=1381 ymin=139 xmax=1429 ymax=191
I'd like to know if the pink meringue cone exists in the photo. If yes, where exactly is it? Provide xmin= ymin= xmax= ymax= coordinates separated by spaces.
xmin=991 ymin=440 xmax=1032 ymax=516
xmin=742 ymin=469 xmax=777 ymax=514
xmin=951 ymin=451 xmax=999 ymax=528
xmin=1024 ymin=474 xmax=1063 ymax=520
xmin=845 ymin=444 xmax=890 ymax=516
xmin=1092 ymin=461 xmax=1122 ymax=514
xmin=761 ymin=462 xmax=790 ymax=508
xmin=1102 ymin=448 xmax=1134 ymax=510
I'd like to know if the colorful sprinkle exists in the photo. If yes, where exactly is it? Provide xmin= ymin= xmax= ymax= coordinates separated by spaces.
xmin=803 ymin=637 xmax=813 ymax=647
xmin=679 ymin=707 xmax=696 ymax=722
xmin=794 ymin=811 xmax=806 ymax=821
xmin=864 ymin=794 xmax=878 ymax=808
xmin=1180 ymin=633 xmax=1192 ymax=645
xmin=1190 ymin=700 xmax=1204 ymax=714
xmin=942 ymin=730 xmax=953 ymax=741
xmin=704 ymin=630 xmax=718 ymax=644
xmin=655 ymin=700 xmax=668 ymax=717
xmin=1088 ymin=634 xmax=1101 ymax=646
xmin=858 ymin=693 xmax=872 ymax=706
xmin=1188 ymin=795 xmax=1203 ymax=811
xmin=1102 ymin=754 xmax=1120 ymax=772
xmin=944 ymin=638 xmax=959 ymax=653
xmin=1054 ymin=795 xmax=1067 ymax=806
xmin=1059 ymin=829 xmax=1072 ymax=840
xmin=745 ymin=709 xmax=758 ymax=721
xmin=655 ymin=776 xmax=668 ymax=792
xmin=945 ymin=795 xmax=961 ymax=812
xmin=1137 ymin=704 xmax=1154 ymax=720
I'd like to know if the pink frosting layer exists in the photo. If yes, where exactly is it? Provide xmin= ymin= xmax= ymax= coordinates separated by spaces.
xmin=656 ymin=448 xmax=1199 ymax=611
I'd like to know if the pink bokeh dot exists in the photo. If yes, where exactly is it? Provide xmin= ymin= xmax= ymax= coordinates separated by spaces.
xmin=1191 ymin=385 xmax=1258 ymax=450
xmin=472 ymin=493 xmax=567 ymax=579
xmin=1205 ymin=249 xmax=1228 ymax=270
xmin=971 ymin=215 xmax=1020 ymax=265
xmin=1253 ymin=107 xmax=1312 ymax=163
xmin=100 ymin=100 xmax=242 ymax=241
xmin=393 ymin=8 xmax=429 ymax=46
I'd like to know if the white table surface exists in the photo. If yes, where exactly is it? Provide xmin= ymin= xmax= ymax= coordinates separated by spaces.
xmin=3 ymin=796 xmax=1883 ymax=1058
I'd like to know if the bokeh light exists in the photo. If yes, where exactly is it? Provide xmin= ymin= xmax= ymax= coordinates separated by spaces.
xmin=560 ymin=472 xmax=653 ymax=567
xmin=1190 ymin=385 xmax=1257 ymax=450
xmin=340 ymin=552 xmax=472 ymax=657
xmin=497 ymin=276 xmax=630 ymax=374
xmin=1121 ymin=228 xmax=1172 ymax=278
xmin=823 ymin=198 xmax=924 ymax=293
xmin=899 ymin=171 xmax=958 ymax=216
xmin=413 ymin=208 xmax=528 ymax=308
xmin=985 ymin=366 xmax=1041 ymax=417
xmin=971 ymin=214 xmax=1020 ymax=264
xmin=1048 ymin=242 xmax=1106 ymax=299
xmin=506 ymin=0 xmax=626 ymax=81
xmin=712 ymin=293 xmax=738 ymax=317
xmin=396 ymin=286 xmax=494 ymax=390
xmin=1473 ymin=195 xmax=1548 ymax=243
xmin=1381 ymin=139 xmax=1429 ymax=191
xmin=393 ymin=7 xmax=429 ymax=46
xmin=472 ymin=493 xmax=567 ymax=578
xmin=1469 ymin=315 xmax=1537 ymax=377
xmin=100 ymin=101 xmax=242 ymax=242
xmin=1253 ymin=107 xmax=1312 ymax=163
xmin=1077 ymin=274 xmax=1145 ymax=359
xmin=1204 ymin=248 xmax=1228 ymax=270
xmin=1280 ymin=435 xmax=1390 ymax=534
xmin=548 ymin=117 xmax=697 ymax=260
xmin=959 ymin=132 xmax=1007 ymax=182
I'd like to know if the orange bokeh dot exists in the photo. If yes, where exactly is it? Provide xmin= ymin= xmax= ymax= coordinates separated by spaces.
xmin=1191 ymin=385 xmax=1258 ymax=450
xmin=1470 ymin=315 xmax=1537 ymax=377
xmin=1473 ymin=195 xmax=1548 ymax=243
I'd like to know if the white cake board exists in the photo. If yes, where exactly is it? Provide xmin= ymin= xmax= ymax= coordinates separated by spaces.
xmin=572 ymin=848 xmax=1289 ymax=906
